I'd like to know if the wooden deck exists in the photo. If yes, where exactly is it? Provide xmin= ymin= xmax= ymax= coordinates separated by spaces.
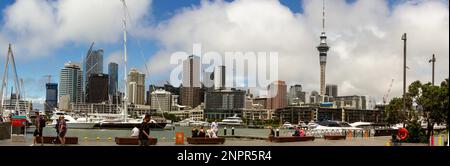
xmin=186 ymin=137 xmax=225 ymax=144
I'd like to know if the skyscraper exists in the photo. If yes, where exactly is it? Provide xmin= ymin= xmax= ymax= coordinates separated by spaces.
xmin=181 ymin=55 xmax=201 ymax=108
xmin=317 ymin=0 xmax=330 ymax=96
xmin=214 ymin=66 xmax=226 ymax=90
xmin=288 ymin=84 xmax=305 ymax=105
xmin=325 ymin=84 xmax=338 ymax=98
xmin=151 ymin=89 xmax=172 ymax=113
xmin=84 ymin=48 xmax=104 ymax=99
xmin=267 ymin=80 xmax=287 ymax=110
xmin=87 ymin=73 xmax=109 ymax=103
xmin=59 ymin=62 xmax=83 ymax=104
xmin=45 ymin=83 xmax=58 ymax=113
xmin=127 ymin=68 xmax=145 ymax=105
xmin=108 ymin=62 xmax=118 ymax=97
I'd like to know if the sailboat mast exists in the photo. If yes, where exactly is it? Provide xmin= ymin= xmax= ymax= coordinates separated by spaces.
xmin=121 ymin=0 xmax=128 ymax=122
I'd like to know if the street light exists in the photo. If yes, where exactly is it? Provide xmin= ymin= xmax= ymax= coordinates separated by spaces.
xmin=429 ymin=54 xmax=436 ymax=85
xmin=402 ymin=33 xmax=407 ymax=128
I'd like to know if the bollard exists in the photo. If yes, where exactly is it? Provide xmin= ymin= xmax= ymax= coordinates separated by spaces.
xmin=224 ymin=127 xmax=227 ymax=136
xmin=84 ymin=137 xmax=88 ymax=141
xmin=438 ymin=135 xmax=443 ymax=146
xmin=175 ymin=132 xmax=184 ymax=145
xmin=231 ymin=127 xmax=235 ymax=136
xmin=108 ymin=137 xmax=112 ymax=141
xmin=276 ymin=128 xmax=279 ymax=137
xmin=96 ymin=137 xmax=100 ymax=141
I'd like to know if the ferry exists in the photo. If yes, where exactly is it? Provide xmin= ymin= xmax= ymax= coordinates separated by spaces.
xmin=218 ymin=114 xmax=244 ymax=126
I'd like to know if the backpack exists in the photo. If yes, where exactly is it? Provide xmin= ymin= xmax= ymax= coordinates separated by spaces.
xmin=39 ymin=117 xmax=46 ymax=127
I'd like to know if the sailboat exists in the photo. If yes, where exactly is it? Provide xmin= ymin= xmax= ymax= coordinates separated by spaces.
xmin=97 ymin=0 xmax=167 ymax=129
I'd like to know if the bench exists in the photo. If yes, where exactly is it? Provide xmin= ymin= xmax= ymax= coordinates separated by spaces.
xmin=36 ymin=136 xmax=78 ymax=144
xmin=187 ymin=137 xmax=225 ymax=144
xmin=270 ymin=136 xmax=315 ymax=142
xmin=115 ymin=137 xmax=157 ymax=145
xmin=323 ymin=135 xmax=346 ymax=140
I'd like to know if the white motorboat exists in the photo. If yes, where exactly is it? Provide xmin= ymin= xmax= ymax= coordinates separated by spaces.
xmin=310 ymin=120 xmax=362 ymax=131
xmin=50 ymin=111 xmax=97 ymax=129
xmin=281 ymin=122 xmax=295 ymax=129
xmin=218 ymin=114 xmax=244 ymax=126
xmin=174 ymin=118 xmax=209 ymax=127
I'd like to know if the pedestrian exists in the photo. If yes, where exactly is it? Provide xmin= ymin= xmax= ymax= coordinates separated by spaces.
xmin=198 ymin=126 xmax=206 ymax=137
xmin=58 ymin=116 xmax=67 ymax=146
xmin=139 ymin=114 xmax=151 ymax=146
xmin=131 ymin=125 xmax=139 ymax=138
xmin=191 ymin=126 xmax=199 ymax=137
xmin=211 ymin=120 xmax=219 ymax=135
xmin=52 ymin=118 xmax=60 ymax=144
xmin=31 ymin=112 xmax=44 ymax=146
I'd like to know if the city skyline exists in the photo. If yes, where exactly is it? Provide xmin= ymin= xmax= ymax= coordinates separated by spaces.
xmin=0 ymin=0 xmax=448 ymax=110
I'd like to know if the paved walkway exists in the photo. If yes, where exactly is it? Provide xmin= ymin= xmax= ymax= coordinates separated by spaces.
xmin=0 ymin=136 xmax=428 ymax=146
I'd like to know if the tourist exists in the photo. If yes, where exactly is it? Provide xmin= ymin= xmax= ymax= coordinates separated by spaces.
xmin=52 ymin=118 xmax=60 ymax=144
xmin=31 ymin=112 xmax=44 ymax=146
xmin=198 ymin=126 xmax=206 ymax=137
xmin=131 ymin=125 xmax=139 ymax=137
xmin=292 ymin=127 xmax=300 ymax=137
xmin=58 ymin=115 xmax=67 ymax=146
xmin=211 ymin=120 xmax=218 ymax=135
xmin=300 ymin=128 xmax=305 ymax=137
xmin=191 ymin=127 xmax=199 ymax=137
xmin=268 ymin=126 xmax=275 ymax=137
xmin=207 ymin=128 xmax=218 ymax=138
xmin=139 ymin=114 xmax=151 ymax=146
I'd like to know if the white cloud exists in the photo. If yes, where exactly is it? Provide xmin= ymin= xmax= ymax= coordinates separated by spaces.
xmin=146 ymin=0 xmax=448 ymax=103
xmin=105 ymin=50 xmax=123 ymax=67
xmin=1 ymin=0 xmax=152 ymax=58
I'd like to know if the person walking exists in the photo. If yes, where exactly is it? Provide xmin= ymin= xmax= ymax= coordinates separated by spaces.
xmin=139 ymin=115 xmax=151 ymax=146
xmin=31 ymin=112 xmax=44 ymax=146
xmin=58 ymin=116 xmax=67 ymax=146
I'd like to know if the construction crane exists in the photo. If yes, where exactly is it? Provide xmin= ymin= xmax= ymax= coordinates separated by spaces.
xmin=383 ymin=79 xmax=395 ymax=105
xmin=43 ymin=75 xmax=53 ymax=83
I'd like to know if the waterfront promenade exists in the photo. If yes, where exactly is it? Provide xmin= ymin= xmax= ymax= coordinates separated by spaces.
xmin=0 ymin=136 xmax=427 ymax=146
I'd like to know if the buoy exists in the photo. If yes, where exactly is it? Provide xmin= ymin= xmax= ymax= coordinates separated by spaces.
xmin=96 ymin=137 xmax=100 ymax=141
xmin=108 ymin=137 xmax=112 ymax=141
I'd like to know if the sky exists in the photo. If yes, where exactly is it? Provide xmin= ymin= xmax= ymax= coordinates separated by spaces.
xmin=0 ymin=0 xmax=448 ymax=110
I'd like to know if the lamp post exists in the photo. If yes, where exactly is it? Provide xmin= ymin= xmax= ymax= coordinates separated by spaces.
xmin=429 ymin=54 xmax=436 ymax=85
xmin=401 ymin=33 xmax=407 ymax=128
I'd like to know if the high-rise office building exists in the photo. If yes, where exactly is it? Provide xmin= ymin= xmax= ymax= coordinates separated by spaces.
xmin=84 ymin=49 xmax=104 ymax=99
xmin=108 ymin=62 xmax=118 ymax=97
xmin=288 ymin=84 xmax=305 ymax=105
xmin=150 ymin=89 xmax=172 ymax=113
xmin=214 ymin=66 xmax=225 ymax=90
xmin=87 ymin=73 xmax=109 ymax=103
xmin=204 ymin=89 xmax=246 ymax=120
xmin=59 ymin=62 xmax=83 ymax=104
xmin=127 ymin=68 xmax=145 ymax=105
xmin=267 ymin=80 xmax=287 ymax=110
xmin=44 ymin=83 xmax=58 ymax=113
xmin=181 ymin=55 xmax=201 ymax=108
xmin=325 ymin=84 xmax=338 ymax=98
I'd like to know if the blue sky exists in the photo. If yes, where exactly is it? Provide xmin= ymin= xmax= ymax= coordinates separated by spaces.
xmin=0 ymin=0 xmax=448 ymax=110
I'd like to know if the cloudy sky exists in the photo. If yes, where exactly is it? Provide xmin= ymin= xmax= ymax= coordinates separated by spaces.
xmin=0 ymin=0 xmax=448 ymax=109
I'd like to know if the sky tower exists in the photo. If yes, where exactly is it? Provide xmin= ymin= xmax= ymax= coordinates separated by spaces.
xmin=317 ymin=0 xmax=330 ymax=96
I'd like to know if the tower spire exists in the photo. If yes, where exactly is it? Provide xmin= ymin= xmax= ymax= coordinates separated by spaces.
xmin=322 ymin=0 xmax=325 ymax=32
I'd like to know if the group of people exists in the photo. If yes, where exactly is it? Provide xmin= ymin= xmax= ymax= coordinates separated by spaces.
xmin=31 ymin=112 xmax=67 ymax=146
xmin=267 ymin=126 xmax=305 ymax=137
xmin=191 ymin=120 xmax=219 ymax=138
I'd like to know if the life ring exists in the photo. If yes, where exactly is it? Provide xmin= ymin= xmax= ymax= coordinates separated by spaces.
xmin=397 ymin=128 xmax=408 ymax=140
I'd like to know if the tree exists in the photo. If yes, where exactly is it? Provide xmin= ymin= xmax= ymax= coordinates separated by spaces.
xmin=407 ymin=79 xmax=448 ymax=141
xmin=384 ymin=97 xmax=407 ymax=126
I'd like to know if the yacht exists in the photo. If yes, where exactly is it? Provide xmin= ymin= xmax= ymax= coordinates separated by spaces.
xmin=218 ymin=115 xmax=244 ymax=126
xmin=50 ymin=111 xmax=97 ymax=129
xmin=175 ymin=118 xmax=209 ymax=127
xmin=310 ymin=120 xmax=362 ymax=131
xmin=281 ymin=122 xmax=295 ymax=129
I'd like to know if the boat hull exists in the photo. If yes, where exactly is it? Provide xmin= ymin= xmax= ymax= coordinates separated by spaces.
xmin=98 ymin=122 xmax=167 ymax=129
